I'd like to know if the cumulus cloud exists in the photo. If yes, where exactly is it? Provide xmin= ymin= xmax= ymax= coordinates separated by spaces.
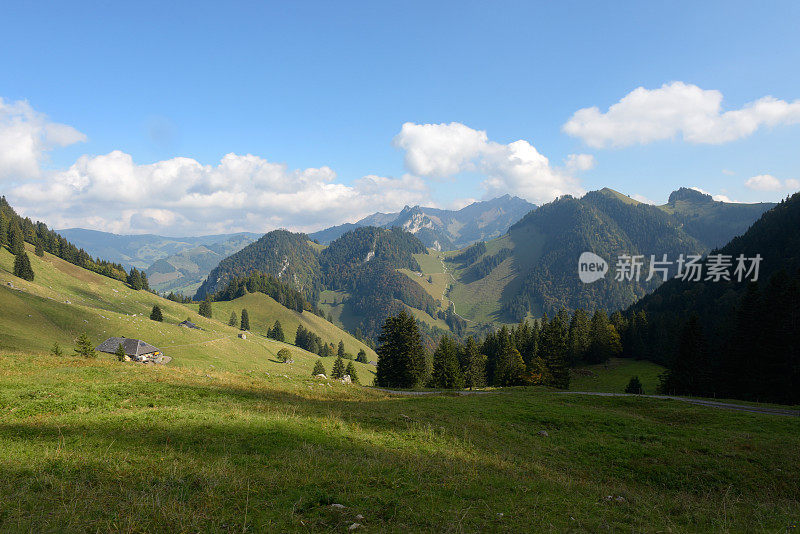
xmin=9 ymin=151 xmax=430 ymax=235
xmin=563 ymin=82 xmax=800 ymax=148
xmin=690 ymin=186 xmax=740 ymax=203
xmin=565 ymin=153 xmax=596 ymax=172
xmin=744 ymin=174 xmax=799 ymax=192
xmin=631 ymin=194 xmax=656 ymax=205
xmin=393 ymin=122 xmax=584 ymax=204
xmin=0 ymin=98 xmax=87 ymax=179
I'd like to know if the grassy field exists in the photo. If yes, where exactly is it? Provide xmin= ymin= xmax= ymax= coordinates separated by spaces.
xmin=570 ymin=358 xmax=666 ymax=394
xmin=1 ymin=353 xmax=798 ymax=532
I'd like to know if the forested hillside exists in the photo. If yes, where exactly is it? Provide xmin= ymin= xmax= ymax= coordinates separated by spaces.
xmin=627 ymin=192 xmax=800 ymax=404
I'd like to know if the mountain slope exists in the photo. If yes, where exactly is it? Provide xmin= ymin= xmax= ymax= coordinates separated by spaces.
xmin=57 ymin=228 xmax=260 ymax=270
xmin=144 ymin=234 xmax=256 ymax=295
xmin=657 ymin=187 xmax=776 ymax=248
xmin=0 ymin=242 xmax=376 ymax=378
xmin=309 ymin=195 xmax=535 ymax=250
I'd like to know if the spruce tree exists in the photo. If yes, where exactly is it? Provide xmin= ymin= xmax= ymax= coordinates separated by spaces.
xmin=312 ymin=359 xmax=326 ymax=376
xmin=540 ymin=313 xmax=570 ymax=389
xmin=337 ymin=340 xmax=345 ymax=359
xmin=431 ymin=335 xmax=464 ymax=389
xmin=150 ymin=305 xmax=163 ymax=321
xmin=51 ymin=342 xmax=63 ymax=357
xmin=659 ymin=314 xmax=710 ymax=396
xmin=198 ymin=299 xmax=212 ymax=318
xmin=494 ymin=327 xmax=525 ymax=386
xmin=127 ymin=268 xmax=143 ymax=290
xmin=34 ymin=239 xmax=44 ymax=257
xmin=0 ymin=212 xmax=8 ymax=246
xmin=74 ymin=332 xmax=96 ymax=358
xmin=375 ymin=310 xmax=426 ymax=388
xmin=229 ymin=311 xmax=238 ymax=326
xmin=115 ymin=342 xmax=127 ymax=361
xmin=625 ymin=376 xmax=644 ymax=394
xmin=9 ymin=224 xmax=24 ymax=255
xmin=567 ymin=308 xmax=591 ymax=364
xmin=331 ymin=355 xmax=345 ymax=379
xmin=356 ymin=348 xmax=368 ymax=363
xmin=13 ymin=251 xmax=34 ymax=281
xmin=240 ymin=309 xmax=250 ymax=331
xmin=461 ymin=336 xmax=486 ymax=389
xmin=345 ymin=361 xmax=359 ymax=383
xmin=271 ymin=320 xmax=285 ymax=342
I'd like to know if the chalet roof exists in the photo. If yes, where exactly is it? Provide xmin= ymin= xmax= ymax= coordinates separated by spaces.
xmin=178 ymin=320 xmax=200 ymax=329
xmin=96 ymin=337 xmax=160 ymax=357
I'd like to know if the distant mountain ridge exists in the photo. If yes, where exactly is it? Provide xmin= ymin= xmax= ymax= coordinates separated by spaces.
xmin=309 ymin=195 xmax=536 ymax=250
xmin=57 ymin=228 xmax=262 ymax=270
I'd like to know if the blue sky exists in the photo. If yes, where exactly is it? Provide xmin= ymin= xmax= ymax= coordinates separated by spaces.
xmin=1 ymin=0 xmax=799 ymax=234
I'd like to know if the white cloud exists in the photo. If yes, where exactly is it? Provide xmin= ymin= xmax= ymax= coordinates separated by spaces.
xmin=744 ymin=174 xmax=799 ymax=192
xmin=690 ymin=186 xmax=740 ymax=203
xmin=10 ymin=150 xmax=430 ymax=235
xmin=565 ymin=153 xmax=596 ymax=172
xmin=0 ymin=98 xmax=86 ymax=179
xmin=722 ymin=169 xmax=735 ymax=176
xmin=563 ymin=82 xmax=800 ymax=148
xmin=631 ymin=194 xmax=656 ymax=205
xmin=393 ymin=121 xmax=584 ymax=204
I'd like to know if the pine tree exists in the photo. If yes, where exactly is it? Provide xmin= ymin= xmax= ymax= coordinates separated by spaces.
xmin=337 ymin=340 xmax=345 ymax=359
xmin=51 ymin=342 xmax=63 ymax=357
xmin=587 ymin=310 xmax=621 ymax=363
xmin=431 ymin=335 xmax=464 ymax=389
xmin=13 ymin=251 xmax=34 ymax=281
xmin=229 ymin=311 xmax=238 ymax=326
xmin=567 ymin=308 xmax=590 ymax=364
xmin=375 ymin=310 xmax=426 ymax=388
xmin=331 ymin=355 xmax=346 ymax=379
xmin=312 ymin=359 xmax=326 ymax=376
xmin=74 ymin=332 xmax=96 ymax=359
xmin=150 ymin=305 xmax=163 ymax=321
xmin=198 ymin=299 xmax=212 ymax=318
xmin=540 ymin=312 xmax=570 ymax=389
xmin=34 ymin=239 xmax=44 ymax=257
xmin=659 ymin=314 xmax=711 ymax=396
xmin=345 ymin=361 xmax=358 ymax=383
xmin=9 ymin=224 xmax=24 ymax=255
xmin=356 ymin=348 xmax=368 ymax=363
xmin=625 ymin=376 xmax=644 ymax=394
xmin=461 ymin=336 xmax=486 ymax=389
xmin=0 ymin=212 xmax=8 ymax=246
xmin=270 ymin=320 xmax=285 ymax=342
xmin=115 ymin=342 xmax=127 ymax=361
xmin=240 ymin=309 xmax=250 ymax=331
xmin=494 ymin=327 xmax=525 ymax=386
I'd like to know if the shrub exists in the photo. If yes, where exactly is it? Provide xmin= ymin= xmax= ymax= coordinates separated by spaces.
xmin=50 ymin=342 xmax=63 ymax=357
xmin=277 ymin=348 xmax=292 ymax=363
xmin=625 ymin=376 xmax=644 ymax=394
xmin=355 ymin=349 xmax=368 ymax=363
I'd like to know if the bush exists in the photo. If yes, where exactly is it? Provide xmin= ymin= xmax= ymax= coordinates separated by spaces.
xmin=355 ymin=349 xmax=368 ymax=363
xmin=625 ymin=376 xmax=644 ymax=394
xmin=277 ymin=348 xmax=292 ymax=363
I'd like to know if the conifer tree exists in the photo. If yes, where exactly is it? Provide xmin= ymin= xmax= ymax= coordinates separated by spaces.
xmin=51 ymin=342 xmax=63 ymax=357
xmin=9 ymin=224 xmax=24 ymax=255
xmin=567 ymin=308 xmax=591 ymax=364
xmin=659 ymin=314 xmax=710 ymax=396
xmin=587 ymin=310 xmax=621 ymax=363
xmin=115 ymin=343 xmax=127 ymax=361
xmin=270 ymin=320 xmax=285 ymax=342
xmin=150 ymin=305 xmax=163 ymax=321
xmin=13 ymin=251 xmax=34 ymax=281
xmin=356 ymin=348 xmax=368 ymax=363
xmin=34 ymin=239 xmax=44 ymax=257
xmin=625 ymin=376 xmax=644 ymax=394
xmin=461 ymin=336 xmax=486 ymax=389
xmin=375 ymin=310 xmax=426 ymax=388
xmin=240 ymin=309 xmax=250 ymax=330
xmin=431 ymin=335 xmax=464 ymax=389
xmin=198 ymin=299 xmax=212 ymax=318
xmin=128 ymin=268 xmax=143 ymax=290
xmin=494 ymin=327 xmax=525 ymax=386
xmin=337 ymin=340 xmax=345 ymax=359
xmin=331 ymin=355 xmax=345 ymax=379
xmin=229 ymin=311 xmax=238 ymax=326
xmin=345 ymin=361 xmax=358 ymax=383
xmin=0 ymin=211 xmax=8 ymax=246
xmin=540 ymin=311 xmax=570 ymax=389
xmin=312 ymin=359 xmax=326 ymax=376
xmin=74 ymin=332 xmax=96 ymax=359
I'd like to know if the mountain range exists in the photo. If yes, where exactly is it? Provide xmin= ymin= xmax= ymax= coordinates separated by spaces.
xmin=309 ymin=194 xmax=536 ymax=250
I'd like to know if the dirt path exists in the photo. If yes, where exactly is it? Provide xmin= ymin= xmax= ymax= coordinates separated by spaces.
xmin=437 ymin=256 xmax=475 ymax=324
xmin=563 ymin=391 xmax=800 ymax=417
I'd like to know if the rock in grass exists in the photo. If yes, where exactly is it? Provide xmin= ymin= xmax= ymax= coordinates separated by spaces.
xmin=330 ymin=503 xmax=345 ymax=510
xmin=537 ymin=430 xmax=549 ymax=437
xmin=348 ymin=523 xmax=361 ymax=531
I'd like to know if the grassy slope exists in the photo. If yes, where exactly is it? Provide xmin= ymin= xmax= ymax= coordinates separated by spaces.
xmin=0 ymin=244 xmax=375 ymax=381
xmin=1 ymin=354 xmax=798 ymax=532
xmin=570 ymin=358 xmax=666 ymax=394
